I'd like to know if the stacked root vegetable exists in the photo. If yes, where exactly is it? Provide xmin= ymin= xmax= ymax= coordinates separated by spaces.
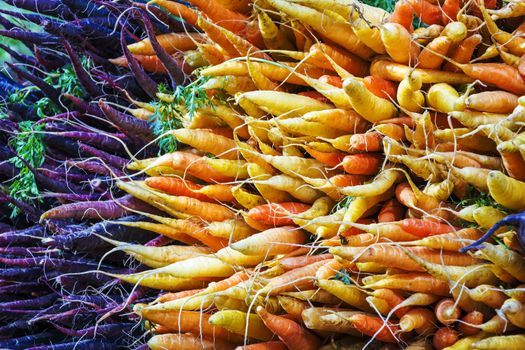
xmin=4 ymin=0 xmax=525 ymax=349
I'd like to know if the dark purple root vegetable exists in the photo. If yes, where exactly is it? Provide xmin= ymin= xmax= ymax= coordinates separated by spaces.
xmin=78 ymin=143 xmax=128 ymax=168
xmin=0 ymin=30 xmax=59 ymax=45
xmin=0 ymin=246 xmax=57 ymax=257
xmin=0 ymin=43 xmax=38 ymax=66
xmin=0 ymin=267 xmax=42 ymax=281
xmin=63 ymin=94 xmax=105 ymax=119
xmin=0 ymin=8 xmax=61 ymax=26
xmin=141 ymin=11 xmax=185 ymax=87
xmin=36 ymin=111 xmax=82 ymax=125
xmin=52 ymin=322 xmax=135 ymax=338
xmin=43 ymin=134 xmax=81 ymax=158
xmin=0 ymin=223 xmax=12 ymax=233
xmin=460 ymin=211 xmax=525 ymax=252
xmin=0 ymin=226 xmax=45 ymax=246
xmin=62 ymin=0 xmax=113 ymax=19
xmin=0 ymin=257 xmax=117 ymax=273
xmin=0 ymin=331 xmax=63 ymax=349
xmin=27 ymin=339 xmax=116 ymax=350
xmin=7 ymin=62 xmax=62 ymax=104
xmin=120 ymin=28 xmax=157 ymax=98
xmin=97 ymin=100 xmax=154 ymax=143
xmin=0 ymin=71 xmax=25 ymax=96
xmin=39 ymin=167 xmax=92 ymax=183
xmin=62 ymin=293 xmax=124 ymax=307
xmin=3 ymin=0 xmax=74 ymax=19
xmin=62 ymin=39 xmax=103 ymax=98
xmin=0 ymin=191 xmax=42 ymax=222
xmin=43 ymin=193 xmax=106 ymax=202
xmin=34 ymin=46 xmax=69 ymax=71
xmin=43 ymin=215 xmax=156 ymax=251
xmin=58 ymin=131 xmax=126 ymax=153
xmin=68 ymin=159 xmax=124 ymax=177
xmin=0 ymin=282 xmax=41 ymax=295
xmin=0 ymin=319 xmax=34 ymax=339
xmin=0 ymin=293 xmax=57 ymax=310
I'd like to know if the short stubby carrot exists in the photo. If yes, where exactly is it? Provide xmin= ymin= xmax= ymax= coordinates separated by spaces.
xmin=247 ymin=202 xmax=312 ymax=226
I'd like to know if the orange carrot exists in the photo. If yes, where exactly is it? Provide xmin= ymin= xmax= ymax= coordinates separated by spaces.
xmin=378 ymin=199 xmax=405 ymax=222
xmin=297 ymin=91 xmax=330 ymax=104
xmin=442 ymin=0 xmax=460 ymax=23
xmin=340 ymin=218 xmax=375 ymax=237
xmin=319 ymin=75 xmax=343 ymax=88
xmin=155 ymin=288 xmax=204 ymax=303
xmin=350 ymin=132 xmax=383 ymax=152
xmin=458 ymin=310 xmax=483 ymax=335
xmin=349 ymin=314 xmax=401 ymax=343
xmin=309 ymin=43 xmax=370 ymax=77
xmin=435 ymin=298 xmax=461 ymax=325
xmin=389 ymin=0 xmax=415 ymax=32
xmin=363 ymin=76 xmax=398 ymax=100
xmin=278 ymin=254 xmax=333 ymax=271
xmin=433 ymin=327 xmax=459 ymax=350
xmin=256 ymin=307 xmax=321 ymax=350
xmin=500 ymin=151 xmax=525 ymax=182
xmin=109 ymin=54 xmax=166 ymax=73
xmin=330 ymin=174 xmax=371 ymax=187
xmin=444 ymin=34 xmax=483 ymax=72
xmin=373 ymin=289 xmax=410 ymax=317
xmin=418 ymin=36 xmax=453 ymax=69
xmin=399 ymin=219 xmax=456 ymax=237
xmin=399 ymin=308 xmax=437 ymax=334
xmin=408 ymin=0 xmax=443 ymax=25
xmin=145 ymin=177 xmax=211 ymax=202
xmin=235 ymin=342 xmax=288 ymax=350
xmin=378 ymin=116 xmax=416 ymax=128
xmin=342 ymin=154 xmax=383 ymax=175
xmin=305 ymin=147 xmax=345 ymax=168
xmin=261 ymin=260 xmax=327 ymax=295
xmin=519 ymin=54 xmax=525 ymax=76
xmin=247 ymin=202 xmax=312 ymax=226
xmin=456 ymin=63 xmax=525 ymax=95
xmin=395 ymin=182 xmax=416 ymax=207
xmin=150 ymin=0 xmax=198 ymax=26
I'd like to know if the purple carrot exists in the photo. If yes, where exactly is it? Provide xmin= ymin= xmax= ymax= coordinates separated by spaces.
xmin=62 ymin=0 xmax=113 ymax=19
xmin=97 ymin=100 xmax=154 ymax=142
xmin=135 ymin=2 xmax=195 ymax=33
xmin=141 ymin=11 xmax=185 ymax=87
xmin=62 ymin=38 xmax=102 ymax=97
xmin=0 ymin=43 xmax=38 ymax=66
xmin=0 ymin=257 xmax=118 ymax=273
xmin=0 ymin=223 xmax=11 ymax=233
xmin=0 ymin=14 xmax=18 ymax=30
xmin=0 ymin=267 xmax=42 ymax=281
xmin=63 ymin=294 xmax=124 ymax=307
xmin=0 ymin=331 xmax=63 ymax=350
xmin=38 ymin=167 xmax=92 ymax=183
xmin=52 ymin=322 xmax=134 ymax=338
xmin=39 ymin=194 xmax=155 ymax=221
xmin=57 ymin=131 xmax=125 ymax=153
xmin=3 ymin=0 xmax=73 ymax=19
xmin=7 ymin=62 xmax=62 ymax=104
xmin=42 ymin=20 xmax=83 ymax=40
xmin=43 ymin=193 xmax=105 ymax=201
xmin=120 ymin=28 xmax=157 ymax=98
xmin=44 ymin=121 xmax=92 ymax=133
xmin=0 ymin=293 xmax=57 ymax=310
xmin=0 ymin=8 xmax=61 ymax=26
xmin=0 ymin=160 xmax=19 ymax=179
xmin=0 ymin=191 xmax=41 ymax=222
xmin=63 ymin=94 xmax=105 ymax=119
xmin=34 ymin=46 xmax=68 ymax=71
xmin=68 ymin=159 xmax=124 ymax=177
xmin=0 ymin=30 xmax=59 ymax=45
xmin=27 ymin=339 xmax=116 ymax=350
xmin=0 ymin=282 xmax=41 ymax=295
xmin=78 ymin=142 xmax=129 ymax=168
xmin=42 ymin=215 xmax=157 ymax=251
xmin=0 ymin=319 xmax=32 ymax=339
xmin=36 ymin=111 xmax=82 ymax=125
xmin=0 ymin=246 xmax=57 ymax=257
xmin=145 ymin=234 xmax=172 ymax=247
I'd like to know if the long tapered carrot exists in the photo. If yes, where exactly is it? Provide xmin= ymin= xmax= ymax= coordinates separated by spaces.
xmin=256 ymin=307 xmax=321 ymax=350
xmin=231 ymin=227 xmax=307 ymax=256
xmin=363 ymin=273 xmax=450 ymax=295
xmin=247 ymin=203 xmax=312 ymax=226
xmin=149 ymin=0 xmax=198 ymax=26
xmin=444 ymin=34 xmax=483 ymax=72
xmin=144 ymin=177 xmax=211 ymax=202
xmin=399 ymin=219 xmax=456 ymax=237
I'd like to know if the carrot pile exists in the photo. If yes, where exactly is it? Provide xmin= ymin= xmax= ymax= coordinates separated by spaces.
xmin=37 ymin=0 xmax=525 ymax=348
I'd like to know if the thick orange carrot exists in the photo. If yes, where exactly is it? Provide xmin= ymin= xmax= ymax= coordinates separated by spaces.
xmin=309 ymin=43 xmax=370 ymax=77
xmin=418 ymin=36 xmax=453 ymax=69
xmin=458 ymin=310 xmax=483 ymax=335
xmin=373 ymin=289 xmax=410 ymax=317
xmin=457 ymin=63 xmax=525 ymax=95
xmin=247 ymin=202 xmax=312 ymax=226
xmin=342 ymin=154 xmax=383 ymax=175
xmin=331 ymin=174 xmax=371 ymax=187
xmin=319 ymin=75 xmax=343 ymax=88
xmin=433 ymin=327 xmax=459 ymax=350
xmin=349 ymin=314 xmax=401 ymax=343
xmin=442 ymin=0 xmax=460 ymax=23
xmin=389 ymin=0 xmax=415 ymax=32
xmin=149 ymin=0 xmax=198 ymax=26
xmin=155 ymin=288 xmax=204 ymax=303
xmin=444 ymin=34 xmax=483 ymax=72
xmin=435 ymin=298 xmax=461 ymax=325
xmin=305 ymin=147 xmax=345 ymax=168
xmin=235 ymin=342 xmax=288 ymax=350
xmin=399 ymin=219 xmax=456 ymax=237
xmin=145 ymin=177 xmax=211 ymax=202
xmin=340 ymin=218 xmax=375 ymax=238
xmin=500 ymin=151 xmax=525 ymax=181
xmin=261 ymin=260 xmax=328 ymax=295
xmin=363 ymin=76 xmax=398 ymax=100
xmin=278 ymin=254 xmax=333 ymax=271
xmin=378 ymin=199 xmax=405 ymax=222
xmin=349 ymin=132 xmax=383 ymax=152
xmin=110 ymin=54 xmax=166 ymax=73
xmin=408 ymin=0 xmax=443 ymax=25
xmin=256 ymin=307 xmax=321 ymax=350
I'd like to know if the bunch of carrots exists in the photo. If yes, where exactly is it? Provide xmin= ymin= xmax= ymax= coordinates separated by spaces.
xmin=34 ymin=0 xmax=525 ymax=348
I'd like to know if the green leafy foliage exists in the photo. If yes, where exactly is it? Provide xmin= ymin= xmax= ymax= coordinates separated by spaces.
xmin=331 ymin=196 xmax=355 ymax=214
xmin=333 ymin=268 xmax=352 ymax=285
xmin=150 ymin=74 xmax=213 ymax=155
xmin=454 ymin=185 xmax=507 ymax=212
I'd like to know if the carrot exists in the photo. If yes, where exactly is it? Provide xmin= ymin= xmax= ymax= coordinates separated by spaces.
xmin=231 ymin=227 xmax=306 ymax=256
xmin=278 ymin=118 xmax=346 ymax=139
xmin=370 ymin=60 xmax=473 ymax=85
xmin=364 ymin=76 xmax=398 ymax=101
xmin=444 ymin=34 xmax=483 ymax=72
xmin=305 ymin=147 xmax=345 ymax=168
xmin=257 ymin=175 xmax=323 ymax=204
xmin=256 ymin=307 xmax=321 ymax=350
xmin=389 ymin=0 xmax=415 ymax=32
xmin=343 ymin=77 xmax=398 ymax=122
xmin=169 ymin=129 xmax=237 ymax=160
xmin=471 ymin=335 xmax=525 ymax=350
xmin=309 ymin=43 xmax=369 ymax=77
xmin=364 ymin=273 xmax=450 ymax=296
xmin=408 ymin=0 xmax=443 ymax=25
xmin=499 ymin=151 xmax=525 ymax=182
xmin=144 ymin=177 xmax=210 ymax=202
xmin=380 ymin=23 xmax=419 ymax=65
xmin=458 ymin=310 xmax=483 ymax=336
xmin=137 ymin=309 xmax=243 ymax=343
xmin=235 ymin=342 xmax=287 ymax=350
xmin=467 ymin=285 xmax=508 ymax=309
xmin=397 ymin=72 xmax=425 ymax=112
xmin=317 ymin=279 xmax=370 ymax=311
xmin=127 ymin=33 xmax=204 ymax=55
xmin=319 ymin=75 xmax=342 ymax=88
xmin=149 ymin=0 xmax=198 ymax=26
xmin=454 ymin=62 xmax=525 ymax=95
xmin=256 ymin=8 xmax=294 ymax=51
xmin=109 ymin=54 xmax=166 ymax=74
xmin=417 ymin=36 xmax=452 ymax=71
xmin=208 ymin=310 xmax=273 ymax=341
xmin=260 ymin=260 xmax=327 ymax=295
xmin=342 ymin=154 xmax=383 ymax=176
xmin=442 ymin=0 xmax=460 ymax=23
xmin=349 ymin=11 xmax=385 ymax=54
xmin=247 ymin=203 xmax=311 ymax=227
xmin=399 ymin=219 xmax=456 ymax=237
xmin=266 ymin=0 xmax=373 ymax=59
xmin=487 ymin=170 xmax=525 ymax=210
xmin=399 ymin=308 xmax=437 ymax=334
xmin=405 ymin=228 xmax=483 ymax=251
xmin=348 ymin=313 xmax=401 ymax=343
xmin=155 ymin=288 xmax=204 ymax=303
xmin=301 ymin=308 xmax=361 ymax=336
xmin=434 ymin=328 xmax=460 ymax=350
xmin=147 ymin=334 xmax=234 ymax=350
xmin=435 ymin=298 xmax=461 ymax=325
xmin=474 ymin=242 xmax=525 ymax=283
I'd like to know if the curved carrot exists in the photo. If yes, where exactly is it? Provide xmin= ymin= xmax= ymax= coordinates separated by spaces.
xmin=458 ymin=310 xmax=483 ymax=335
xmin=363 ymin=76 xmax=398 ymax=100
xmin=247 ymin=202 xmax=312 ymax=226
xmin=389 ymin=0 xmax=415 ymax=32
xmin=349 ymin=132 xmax=383 ymax=152
xmin=319 ymin=75 xmax=342 ymax=88
xmin=442 ymin=0 xmax=460 ymax=23
xmin=149 ymin=0 xmax=198 ymax=26
xmin=444 ymin=34 xmax=483 ymax=72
